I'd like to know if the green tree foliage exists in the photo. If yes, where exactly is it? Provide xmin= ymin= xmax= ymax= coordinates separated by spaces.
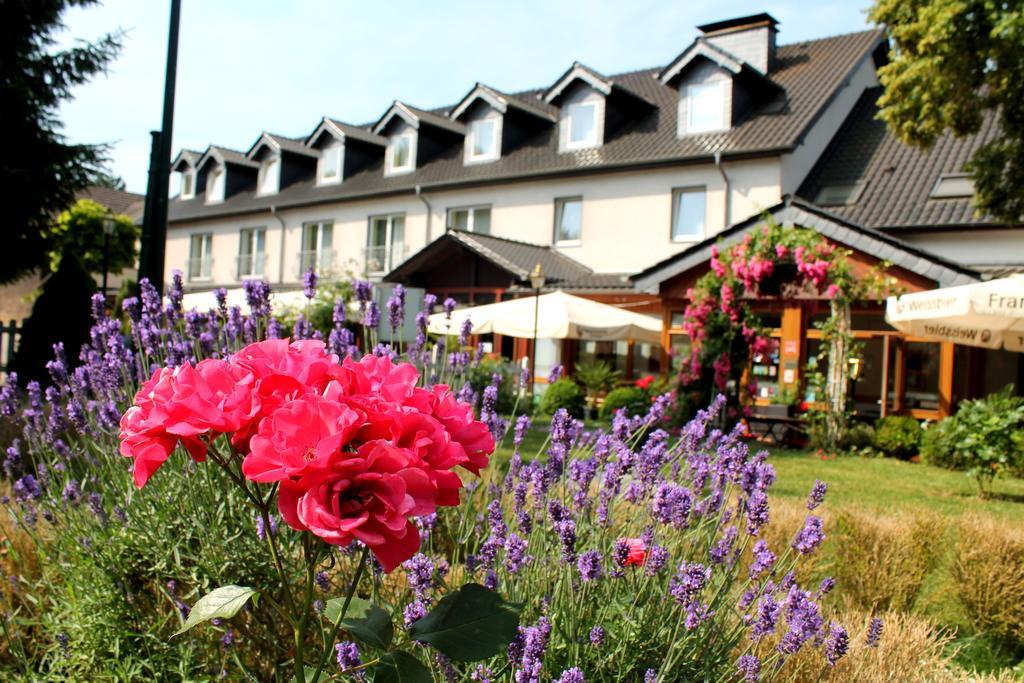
xmin=48 ymin=198 xmax=138 ymax=275
xmin=0 ymin=0 xmax=122 ymax=284
xmin=870 ymin=0 xmax=1024 ymax=222
xmin=10 ymin=254 xmax=96 ymax=385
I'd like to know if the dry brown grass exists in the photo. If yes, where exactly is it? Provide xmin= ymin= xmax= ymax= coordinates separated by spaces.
xmin=952 ymin=514 xmax=1024 ymax=647
xmin=826 ymin=507 xmax=943 ymax=612
xmin=785 ymin=609 xmax=962 ymax=683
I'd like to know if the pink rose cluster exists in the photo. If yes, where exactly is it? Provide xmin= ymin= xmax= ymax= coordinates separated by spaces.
xmin=119 ymin=339 xmax=495 ymax=571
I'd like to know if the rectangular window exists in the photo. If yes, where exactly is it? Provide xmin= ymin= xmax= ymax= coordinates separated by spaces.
xmin=319 ymin=142 xmax=342 ymax=184
xmin=258 ymin=157 xmax=280 ymax=195
xmin=188 ymin=233 xmax=213 ymax=281
xmin=671 ymin=187 xmax=706 ymax=241
xmin=554 ymin=197 xmax=583 ymax=244
xmin=686 ymin=81 xmax=726 ymax=133
xmin=299 ymin=221 xmax=334 ymax=275
xmin=388 ymin=133 xmax=414 ymax=173
xmin=567 ymin=102 xmax=597 ymax=147
xmin=366 ymin=214 xmax=406 ymax=273
xmin=206 ymin=166 xmax=225 ymax=203
xmin=237 ymin=228 xmax=266 ymax=279
xmin=469 ymin=119 xmax=498 ymax=160
xmin=446 ymin=206 xmax=491 ymax=234
xmin=181 ymin=171 xmax=195 ymax=199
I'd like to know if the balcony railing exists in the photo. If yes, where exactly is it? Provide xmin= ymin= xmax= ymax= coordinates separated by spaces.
xmin=296 ymin=248 xmax=335 ymax=277
xmin=236 ymin=253 xmax=267 ymax=280
xmin=363 ymin=244 xmax=408 ymax=275
xmin=186 ymin=257 xmax=213 ymax=281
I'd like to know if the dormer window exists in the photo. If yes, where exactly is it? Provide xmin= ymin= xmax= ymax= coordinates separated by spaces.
xmin=205 ymin=165 xmax=225 ymax=204
xmin=683 ymin=80 xmax=727 ymax=134
xmin=468 ymin=118 xmax=499 ymax=162
xmin=387 ymin=132 xmax=415 ymax=174
xmin=257 ymin=156 xmax=280 ymax=195
xmin=566 ymin=101 xmax=598 ymax=149
xmin=180 ymin=170 xmax=195 ymax=199
xmin=318 ymin=141 xmax=342 ymax=185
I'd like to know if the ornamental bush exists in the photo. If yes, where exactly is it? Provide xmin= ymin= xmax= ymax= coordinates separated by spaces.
xmin=920 ymin=417 xmax=964 ymax=470
xmin=599 ymin=386 xmax=648 ymax=420
xmin=942 ymin=386 xmax=1024 ymax=494
xmin=538 ymin=378 xmax=585 ymax=418
xmin=0 ymin=274 xmax=858 ymax=680
xmin=872 ymin=416 xmax=922 ymax=459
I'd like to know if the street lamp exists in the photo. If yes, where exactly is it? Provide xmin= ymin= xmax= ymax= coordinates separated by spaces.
xmin=529 ymin=262 xmax=546 ymax=397
xmin=102 ymin=214 xmax=117 ymax=298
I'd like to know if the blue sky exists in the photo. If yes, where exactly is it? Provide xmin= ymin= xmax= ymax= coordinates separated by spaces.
xmin=57 ymin=0 xmax=874 ymax=193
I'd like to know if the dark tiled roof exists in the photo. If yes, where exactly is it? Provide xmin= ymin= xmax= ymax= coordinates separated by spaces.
xmin=198 ymin=145 xmax=259 ymax=170
xmin=75 ymin=186 xmax=145 ymax=222
xmin=324 ymin=118 xmax=387 ymax=146
xmin=796 ymin=87 xmax=1004 ymax=229
xmin=170 ymin=29 xmax=884 ymax=224
xmin=974 ymin=265 xmax=1024 ymax=280
xmin=263 ymin=133 xmax=317 ymax=158
xmin=383 ymin=230 xmax=635 ymax=292
xmin=632 ymin=197 xmax=979 ymax=292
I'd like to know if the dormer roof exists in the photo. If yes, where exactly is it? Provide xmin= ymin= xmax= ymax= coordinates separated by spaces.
xmin=196 ymin=145 xmax=259 ymax=172
xmin=171 ymin=149 xmax=202 ymax=172
xmin=307 ymin=117 xmax=387 ymax=148
xmin=246 ymin=133 xmax=317 ymax=160
xmin=450 ymin=83 xmax=557 ymax=123
xmin=543 ymin=61 xmax=653 ymax=108
xmin=372 ymin=101 xmax=466 ymax=136
xmin=657 ymin=37 xmax=782 ymax=95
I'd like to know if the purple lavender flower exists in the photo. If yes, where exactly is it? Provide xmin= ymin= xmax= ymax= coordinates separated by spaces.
xmin=364 ymin=300 xmax=380 ymax=329
xmin=736 ymin=654 xmax=761 ymax=682
xmin=710 ymin=526 xmax=739 ymax=565
xmin=470 ymin=665 xmax=493 ymax=682
xmin=547 ymin=364 xmax=563 ymax=384
xmin=824 ymin=623 xmax=849 ymax=665
xmin=505 ymin=534 xmax=531 ymax=574
xmin=555 ymin=668 xmax=584 ymax=683
xmin=793 ymin=515 xmax=825 ymax=555
xmin=749 ymin=540 xmax=776 ymax=579
xmin=807 ymin=480 xmax=828 ymax=510
xmin=403 ymin=553 xmax=434 ymax=599
xmin=403 ymin=599 xmax=428 ymax=627
xmin=577 ymin=550 xmax=603 ymax=582
xmin=865 ymin=617 xmax=883 ymax=647
xmin=386 ymin=287 xmax=405 ymax=332
xmin=669 ymin=562 xmax=711 ymax=608
xmin=443 ymin=296 xmax=456 ymax=318
xmin=220 ymin=629 xmax=236 ymax=649
xmin=589 ymin=625 xmax=605 ymax=646
xmin=745 ymin=489 xmax=770 ymax=535
xmin=750 ymin=595 xmax=781 ymax=641
xmin=817 ymin=577 xmax=835 ymax=597
xmin=644 ymin=544 xmax=669 ymax=576
xmin=303 ymin=267 xmax=318 ymax=299
xmin=314 ymin=571 xmax=330 ymax=593
xmin=514 ymin=617 xmax=551 ymax=683
xmin=458 ymin=317 xmax=473 ymax=346
xmin=777 ymin=587 xmax=824 ymax=655
xmin=335 ymin=641 xmax=364 ymax=678
xmin=644 ymin=670 xmax=657 ymax=683
xmin=56 ymin=632 xmax=70 ymax=659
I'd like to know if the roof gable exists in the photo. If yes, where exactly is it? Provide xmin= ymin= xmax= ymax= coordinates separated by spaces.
xmin=196 ymin=145 xmax=259 ymax=172
xmin=372 ymin=101 xmax=466 ymax=136
xmin=632 ymin=198 xmax=979 ymax=293
xmin=246 ymin=133 xmax=317 ymax=161
xmin=307 ymin=118 xmax=387 ymax=149
xmin=450 ymin=83 xmax=557 ymax=123
xmin=544 ymin=62 xmax=613 ymax=103
xmin=171 ymin=149 xmax=202 ymax=172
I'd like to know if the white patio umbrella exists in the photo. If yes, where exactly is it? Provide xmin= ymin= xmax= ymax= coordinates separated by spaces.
xmin=428 ymin=290 xmax=662 ymax=344
xmin=885 ymin=274 xmax=1024 ymax=351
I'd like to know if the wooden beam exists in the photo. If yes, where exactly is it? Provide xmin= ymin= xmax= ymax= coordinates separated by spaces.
xmin=938 ymin=341 xmax=954 ymax=417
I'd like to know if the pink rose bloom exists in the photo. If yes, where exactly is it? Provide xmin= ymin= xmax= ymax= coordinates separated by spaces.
xmin=825 ymin=284 xmax=840 ymax=299
xmin=119 ymin=360 xmax=259 ymax=488
xmin=277 ymin=440 xmax=437 ymax=572
xmin=620 ymin=538 xmax=648 ymax=567
xmin=243 ymin=393 xmax=365 ymax=483
xmin=231 ymin=338 xmax=340 ymax=390
xmin=775 ymin=244 xmax=789 ymax=259
xmin=424 ymin=385 xmax=495 ymax=475
xmin=330 ymin=354 xmax=420 ymax=404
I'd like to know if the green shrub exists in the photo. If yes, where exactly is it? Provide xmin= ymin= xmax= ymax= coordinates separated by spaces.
xmin=599 ymin=386 xmax=649 ymax=420
xmin=873 ymin=415 xmax=922 ymax=459
xmin=942 ymin=386 xmax=1024 ymax=494
xmin=843 ymin=422 xmax=876 ymax=451
xmin=920 ymin=417 xmax=964 ymax=470
xmin=468 ymin=356 xmax=520 ymax=416
xmin=538 ymin=378 xmax=585 ymax=418
xmin=953 ymin=514 xmax=1024 ymax=647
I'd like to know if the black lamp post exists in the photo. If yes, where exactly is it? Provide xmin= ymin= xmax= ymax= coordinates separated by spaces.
xmin=102 ymin=215 xmax=116 ymax=297
xmin=529 ymin=262 xmax=546 ymax=397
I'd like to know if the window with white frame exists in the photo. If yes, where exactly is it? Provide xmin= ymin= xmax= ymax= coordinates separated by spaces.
xmin=684 ymin=81 xmax=727 ymax=134
xmin=299 ymin=221 xmax=334 ymax=275
xmin=237 ymin=227 xmax=266 ymax=279
xmin=671 ymin=187 xmax=706 ymax=241
xmin=318 ymin=141 xmax=343 ymax=184
xmin=187 ymin=233 xmax=213 ymax=281
xmin=468 ymin=118 xmax=499 ymax=161
xmin=554 ymin=197 xmax=583 ymax=244
xmin=180 ymin=170 xmax=195 ymax=199
xmin=387 ymin=133 xmax=415 ymax=174
xmin=205 ymin=165 xmax=225 ymax=203
xmin=366 ymin=214 xmax=406 ymax=273
xmin=258 ymin=156 xmax=280 ymax=195
xmin=566 ymin=101 xmax=598 ymax=149
xmin=447 ymin=206 xmax=491 ymax=234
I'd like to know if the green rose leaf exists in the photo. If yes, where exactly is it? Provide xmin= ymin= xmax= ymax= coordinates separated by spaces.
xmin=407 ymin=583 xmax=521 ymax=661
xmin=324 ymin=596 xmax=393 ymax=650
xmin=173 ymin=585 xmax=258 ymax=636
xmin=371 ymin=651 xmax=432 ymax=683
